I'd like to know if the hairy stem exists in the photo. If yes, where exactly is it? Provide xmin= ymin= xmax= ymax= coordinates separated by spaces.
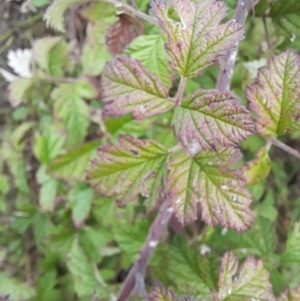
xmin=116 ymin=200 xmax=173 ymax=301
xmin=175 ymin=76 xmax=187 ymax=105
xmin=216 ymin=0 xmax=259 ymax=91
xmin=269 ymin=138 xmax=300 ymax=159
xmin=100 ymin=0 xmax=157 ymax=24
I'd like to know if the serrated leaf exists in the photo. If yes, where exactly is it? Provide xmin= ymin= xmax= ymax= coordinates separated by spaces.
xmin=49 ymin=140 xmax=100 ymax=181
xmin=281 ymin=222 xmax=300 ymax=266
xmin=172 ymin=89 xmax=254 ymax=151
xmin=101 ymin=57 xmax=174 ymax=119
xmin=279 ymin=283 xmax=300 ymax=301
xmin=246 ymin=50 xmax=300 ymax=137
xmin=0 ymin=272 xmax=36 ymax=301
xmin=150 ymin=0 xmax=244 ymax=78
xmin=149 ymin=285 xmax=181 ymax=301
xmin=39 ymin=178 xmax=58 ymax=213
xmin=244 ymin=146 xmax=271 ymax=186
xmin=167 ymin=148 xmax=253 ymax=230
xmin=165 ymin=236 xmax=211 ymax=297
xmin=127 ymin=34 xmax=172 ymax=88
xmin=218 ymin=251 xmax=275 ymax=301
xmin=68 ymin=186 xmax=93 ymax=229
xmin=8 ymin=77 xmax=35 ymax=107
xmin=53 ymin=79 xmax=97 ymax=145
xmin=87 ymin=135 xmax=168 ymax=208
xmin=44 ymin=0 xmax=87 ymax=32
xmin=82 ymin=21 xmax=111 ymax=76
xmin=67 ymin=239 xmax=108 ymax=298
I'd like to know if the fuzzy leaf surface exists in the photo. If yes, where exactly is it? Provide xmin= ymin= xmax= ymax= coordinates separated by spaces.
xmin=86 ymin=135 xmax=168 ymax=208
xmin=172 ymin=90 xmax=254 ymax=150
xmin=167 ymin=148 xmax=253 ymax=230
xmin=150 ymin=0 xmax=244 ymax=78
xmin=279 ymin=283 xmax=300 ymax=301
xmin=127 ymin=34 xmax=172 ymax=88
xmin=246 ymin=50 xmax=300 ymax=137
xmin=101 ymin=57 xmax=174 ymax=119
xmin=218 ymin=252 xmax=275 ymax=301
xmin=243 ymin=146 xmax=271 ymax=186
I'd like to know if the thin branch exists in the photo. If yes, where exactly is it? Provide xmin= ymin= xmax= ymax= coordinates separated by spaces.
xmin=269 ymin=138 xmax=300 ymax=159
xmin=100 ymin=0 xmax=157 ymax=25
xmin=216 ymin=0 xmax=259 ymax=91
xmin=174 ymin=76 xmax=187 ymax=106
xmin=116 ymin=200 xmax=173 ymax=301
xmin=262 ymin=15 xmax=271 ymax=50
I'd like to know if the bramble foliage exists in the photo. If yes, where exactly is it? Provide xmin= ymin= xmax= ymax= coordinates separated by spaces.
xmin=1 ymin=0 xmax=300 ymax=300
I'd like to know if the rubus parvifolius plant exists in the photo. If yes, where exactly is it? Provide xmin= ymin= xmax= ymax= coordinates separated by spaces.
xmin=2 ymin=0 xmax=300 ymax=300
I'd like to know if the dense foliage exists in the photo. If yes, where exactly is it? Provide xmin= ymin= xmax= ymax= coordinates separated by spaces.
xmin=1 ymin=0 xmax=300 ymax=300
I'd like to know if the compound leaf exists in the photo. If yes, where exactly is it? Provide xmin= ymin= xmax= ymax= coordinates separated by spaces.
xmin=167 ymin=148 xmax=253 ymax=230
xmin=172 ymin=89 xmax=254 ymax=151
xmin=86 ymin=135 xmax=168 ymax=208
xmin=101 ymin=57 xmax=174 ymax=119
xmin=49 ymin=140 xmax=100 ymax=181
xmin=150 ymin=0 xmax=244 ymax=78
xmin=246 ymin=50 xmax=300 ymax=137
xmin=127 ymin=34 xmax=172 ymax=88
xmin=218 ymin=252 xmax=275 ymax=301
xmin=243 ymin=146 xmax=271 ymax=186
xmin=279 ymin=283 xmax=300 ymax=301
xmin=149 ymin=285 xmax=181 ymax=301
xmin=281 ymin=222 xmax=300 ymax=266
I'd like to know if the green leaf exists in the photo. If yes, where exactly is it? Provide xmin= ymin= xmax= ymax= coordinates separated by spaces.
xmin=53 ymin=79 xmax=97 ymax=145
xmin=68 ymin=186 xmax=93 ymax=228
xmin=127 ymin=34 xmax=172 ymax=88
xmin=33 ymin=124 xmax=66 ymax=165
xmin=33 ymin=37 xmax=70 ymax=76
xmin=149 ymin=285 xmax=181 ymax=301
xmin=167 ymin=148 xmax=253 ymax=230
xmin=82 ymin=21 xmax=111 ymax=76
xmin=281 ymin=222 xmax=300 ymax=266
xmin=279 ymin=283 xmax=300 ymax=301
xmin=44 ymin=0 xmax=87 ymax=32
xmin=243 ymin=146 xmax=271 ymax=186
xmin=67 ymin=239 xmax=108 ymax=298
xmin=165 ymin=236 xmax=211 ymax=297
xmin=246 ymin=50 xmax=300 ymax=137
xmin=8 ymin=77 xmax=35 ymax=107
xmin=172 ymin=89 xmax=254 ymax=151
xmin=101 ymin=57 xmax=174 ymax=119
xmin=218 ymin=252 xmax=275 ymax=301
xmin=39 ymin=178 xmax=58 ymax=213
xmin=49 ymin=140 xmax=100 ymax=181
xmin=0 ymin=272 xmax=36 ymax=301
xmin=87 ymin=135 xmax=168 ymax=209
xmin=0 ymin=174 xmax=9 ymax=195
xmin=150 ymin=0 xmax=244 ymax=78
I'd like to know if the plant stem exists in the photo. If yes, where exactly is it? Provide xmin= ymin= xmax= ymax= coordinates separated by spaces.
xmin=216 ymin=0 xmax=259 ymax=91
xmin=116 ymin=199 xmax=173 ymax=301
xmin=175 ymin=76 xmax=187 ymax=106
xmin=269 ymin=138 xmax=300 ymax=159
xmin=100 ymin=0 xmax=157 ymax=24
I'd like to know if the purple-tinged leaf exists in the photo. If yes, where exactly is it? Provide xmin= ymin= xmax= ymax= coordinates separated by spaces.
xmin=86 ymin=135 xmax=168 ymax=208
xmin=246 ymin=49 xmax=300 ymax=137
xmin=167 ymin=148 xmax=253 ymax=230
xmin=101 ymin=57 xmax=174 ymax=119
xmin=172 ymin=89 xmax=254 ymax=151
xmin=150 ymin=0 xmax=244 ymax=78
xmin=279 ymin=283 xmax=300 ymax=301
xmin=218 ymin=252 xmax=276 ymax=301
xmin=243 ymin=146 xmax=271 ymax=186
xmin=149 ymin=285 xmax=181 ymax=301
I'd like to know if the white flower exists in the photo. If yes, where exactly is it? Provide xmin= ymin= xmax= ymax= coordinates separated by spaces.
xmin=7 ymin=48 xmax=33 ymax=78
xmin=199 ymin=244 xmax=211 ymax=255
